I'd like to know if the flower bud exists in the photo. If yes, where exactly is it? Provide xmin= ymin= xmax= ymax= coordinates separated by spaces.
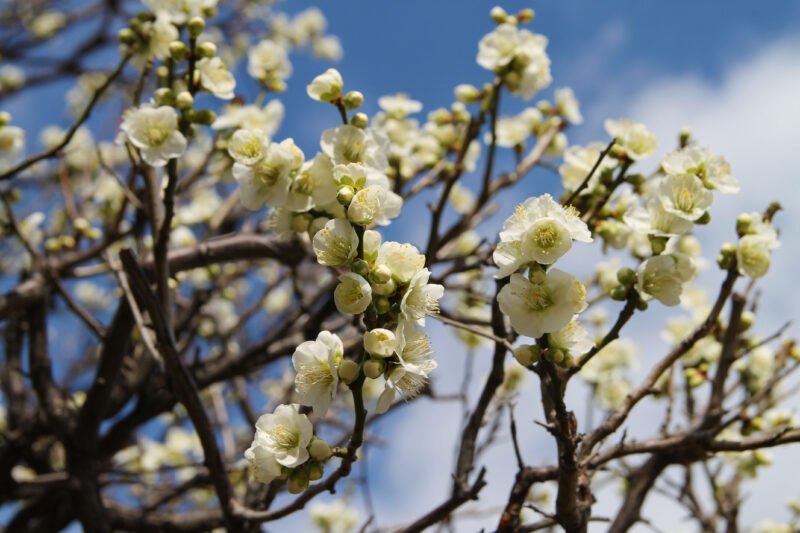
xmin=0 ymin=111 xmax=10 ymax=126
xmin=616 ymin=267 xmax=636 ymax=287
xmin=363 ymin=358 xmax=385 ymax=379
xmin=369 ymin=264 xmax=392 ymax=284
xmin=338 ymin=360 xmax=359 ymax=384
xmin=740 ymin=311 xmax=754 ymax=331
xmin=154 ymin=87 xmax=174 ymax=106
xmin=343 ymin=90 xmax=364 ymax=110
xmin=308 ymin=438 xmax=332 ymax=461
xmin=308 ymin=462 xmax=324 ymax=481
xmin=364 ymin=328 xmax=395 ymax=358
xmin=548 ymin=349 xmax=565 ymax=364
xmin=198 ymin=41 xmax=217 ymax=58
xmin=650 ymin=236 xmax=667 ymax=255
xmin=45 ymin=238 xmax=61 ymax=252
xmin=156 ymin=65 xmax=170 ymax=79
xmin=518 ymin=8 xmax=535 ymax=22
xmin=685 ymin=367 xmax=705 ymax=388
xmin=528 ymin=265 xmax=546 ymax=284
xmin=695 ymin=211 xmax=711 ymax=225
xmin=306 ymin=68 xmax=343 ymax=102
xmin=287 ymin=468 xmax=309 ymax=494
xmin=454 ymin=84 xmax=481 ymax=104
xmin=175 ymin=91 xmax=194 ymax=109
xmin=187 ymin=16 xmax=205 ymax=38
xmin=118 ymin=28 xmax=136 ymax=45
xmin=350 ymin=112 xmax=368 ymax=128
xmin=736 ymin=213 xmax=752 ymax=235
xmin=352 ymin=259 xmax=370 ymax=277
xmin=337 ymin=185 xmax=354 ymax=205
xmin=513 ymin=344 xmax=540 ymax=366
xmin=490 ymin=6 xmax=507 ymax=23
xmin=610 ymin=286 xmax=627 ymax=301
xmin=371 ymin=278 xmax=396 ymax=296
xmin=169 ymin=41 xmax=187 ymax=61
xmin=193 ymin=109 xmax=216 ymax=125
xmin=136 ymin=11 xmax=155 ymax=22
xmin=635 ymin=297 xmax=648 ymax=311
xmin=373 ymin=295 xmax=391 ymax=315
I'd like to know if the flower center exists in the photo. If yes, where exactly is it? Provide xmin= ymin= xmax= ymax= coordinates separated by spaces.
xmin=524 ymin=283 xmax=553 ymax=312
xmin=267 ymin=425 xmax=299 ymax=451
xmin=146 ymin=127 xmax=169 ymax=146
xmin=295 ymin=361 xmax=334 ymax=394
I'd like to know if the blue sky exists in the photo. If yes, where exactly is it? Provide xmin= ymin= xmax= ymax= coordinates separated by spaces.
xmin=3 ymin=1 xmax=800 ymax=531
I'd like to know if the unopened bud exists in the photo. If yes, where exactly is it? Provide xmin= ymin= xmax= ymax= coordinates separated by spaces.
xmin=169 ymin=41 xmax=187 ymax=61
xmin=371 ymin=279 xmax=396 ymax=296
xmin=736 ymin=213 xmax=752 ymax=235
xmin=373 ymin=295 xmax=391 ymax=315
xmin=118 ymin=28 xmax=136 ymax=45
xmin=350 ymin=112 xmax=368 ymax=128
xmin=518 ymin=8 xmax=535 ymax=23
xmin=308 ymin=462 xmax=324 ymax=481
xmin=363 ymin=358 xmax=385 ymax=379
xmin=454 ymin=84 xmax=481 ymax=104
xmin=198 ymin=41 xmax=216 ymax=58
xmin=308 ymin=438 xmax=332 ymax=461
xmin=175 ymin=91 xmax=194 ymax=109
xmin=610 ymin=286 xmax=627 ymax=301
xmin=154 ymin=87 xmax=174 ymax=106
xmin=490 ymin=6 xmax=508 ymax=23
xmin=343 ymin=90 xmax=364 ymax=110
xmin=548 ymin=349 xmax=565 ymax=364
xmin=0 ymin=111 xmax=10 ymax=126
xmin=369 ymin=264 xmax=392 ymax=284
xmin=287 ymin=468 xmax=309 ymax=494
xmin=513 ymin=344 xmax=540 ymax=366
xmin=337 ymin=185 xmax=354 ymax=205
xmin=193 ymin=109 xmax=216 ymax=125
xmin=187 ymin=16 xmax=205 ymax=38
xmin=352 ymin=259 xmax=370 ymax=277
xmin=528 ymin=265 xmax=546 ymax=284
xmin=616 ymin=267 xmax=636 ymax=287
xmin=338 ymin=360 xmax=359 ymax=384
xmin=696 ymin=211 xmax=711 ymax=225
xmin=291 ymin=212 xmax=313 ymax=233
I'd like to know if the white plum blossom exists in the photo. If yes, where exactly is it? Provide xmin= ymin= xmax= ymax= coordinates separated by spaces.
xmin=555 ymin=87 xmax=582 ymax=124
xmin=477 ymin=23 xmax=521 ymax=71
xmin=0 ymin=125 xmax=25 ymax=157
xmin=347 ymin=186 xmax=402 ymax=226
xmin=377 ymin=93 xmax=423 ymax=118
xmin=244 ymin=427 xmax=282 ymax=483
xmin=498 ymin=270 xmax=587 ymax=339
xmin=213 ymin=100 xmax=284 ymax=135
xmin=400 ymin=268 xmax=444 ymax=326
xmin=292 ymin=331 xmax=343 ymax=416
xmin=334 ymin=273 xmax=372 ymax=314
xmin=636 ymin=253 xmax=696 ymax=306
xmin=196 ymin=57 xmax=236 ymax=100
xmin=476 ymin=23 xmax=551 ymax=100
xmin=494 ymin=194 xmax=592 ymax=276
xmin=559 ymin=142 xmax=617 ymax=194
xmin=737 ymin=234 xmax=777 ymax=279
xmin=376 ymin=325 xmax=437 ymax=414
xmin=623 ymin=199 xmax=694 ymax=238
xmin=604 ymin=118 xmax=657 ymax=161
xmin=307 ymin=68 xmax=343 ymax=102
xmin=321 ymin=125 xmax=389 ymax=171
xmin=309 ymin=499 xmax=359 ymax=533
xmin=662 ymin=145 xmax=739 ymax=193
xmin=312 ymin=218 xmax=359 ymax=266
xmin=657 ymin=173 xmax=713 ymax=221
xmin=374 ymin=241 xmax=425 ymax=284
xmin=364 ymin=328 xmax=396 ymax=358
xmin=143 ymin=0 xmax=217 ymax=25
xmin=286 ymin=153 xmax=338 ymax=211
xmin=247 ymin=39 xmax=292 ymax=82
xmin=252 ymin=404 xmax=313 ymax=468
xmin=233 ymin=138 xmax=303 ymax=209
xmin=547 ymin=317 xmax=594 ymax=356
xmin=227 ymin=129 xmax=268 ymax=165
xmin=120 ymin=106 xmax=187 ymax=167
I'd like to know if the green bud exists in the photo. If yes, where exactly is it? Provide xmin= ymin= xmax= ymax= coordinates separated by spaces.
xmin=350 ymin=112 xmax=368 ymax=128
xmin=343 ymin=90 xmax=364 ymax=110
xmin=45 ymin=238 xmax=61 ymax=252
xmin=626 ymin=173 xmax=646 ymax=186
xmin=490 ymin=6 xmax=508 ymax=23
xmin=154 ymin=87 xmax=174 ymax=106
xmin=373 ymin=296 xmax=391 ymax=315
xmin=454 ymin=84 xmax=481 ymax=104
xmin=740 ymin=311 xmax=754 ymax=331
xmin=369 ymin=264 xmax=392 ymax=284
xmin=720 ymin=242 xmax=737 ymax=255
xmin=156 ymin=65 xmax=170 ymax=79
xmin=528 ymin=264 xmax=546 ymax=284
xmin=363 ymin=358 xmax=385 ymax=379
xmin=187 ymin=16 xmax=205 ymax=38
xmin=198 ymin=41 xmax=217 ymax=58
xmin=337 ymin=185 xmax=354 ymax=206
xmin=60 ymin=235 xmax=76 ymax=249
xmin=518 ymin=8 xmax=535 ymax=22
xmin=616 ymin=267 xmax=636 ymax=287
xmin=308 ymin=462 xmax=324 ymax=481
xmin=287 ymin=468 xmax=309 ymax=494
xmin=513 ymin=344 xmax=540 ymax=366
xmin=372 ymin=279 xmax=396 ymax=296
xmin=548 ymin=349 xmax=565 ymax=364
xmin=337 ymin=360 xmax=359 ymax=384
xmin=129 ymin=18 xmax=142 ymax=33
xmin=610 ymin=286 xmax=627 ymax=301
xmin=636 ymin=298 xmax=648 ymax=311
xmin=136 ymin=11 xmax=155 ymax=22
xmin=175 ymin=91 xmax=194 ymax=109
xmin=717 ymin=253 xmax=732 ymax=270
xmin=118 ymin=28 xmax=136 ymax=45
xmin=0 ymin=111 xmax=11 ymax=126
xmin=685 ymin=368 xmax=705 ymax=388
xmin=352 ymin=259 xmax=370 ymax=277
xmin=169 ymin=41 xmax=187 ymax=61
xmin=193 ymin=109 xmax=216 ymax=125
xmin=650 ymin=236 xmax=667 ymax=255
xmin=308 ymin=438 xmax=332 ymax=461
xmin=736 ymin=213 xmax=752 ymax=235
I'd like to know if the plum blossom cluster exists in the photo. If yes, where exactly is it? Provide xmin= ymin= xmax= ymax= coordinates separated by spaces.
xmin=244 ymin=68 xmax=444 ymax=492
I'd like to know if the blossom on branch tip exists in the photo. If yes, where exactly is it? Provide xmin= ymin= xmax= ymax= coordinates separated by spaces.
xmin=292 ymin=331 xmax=343 ymax=416
xmin=312 ymin=218 xmax=359 ymax=266
xmin=120 ymin=106 xmax=187 ymax=167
